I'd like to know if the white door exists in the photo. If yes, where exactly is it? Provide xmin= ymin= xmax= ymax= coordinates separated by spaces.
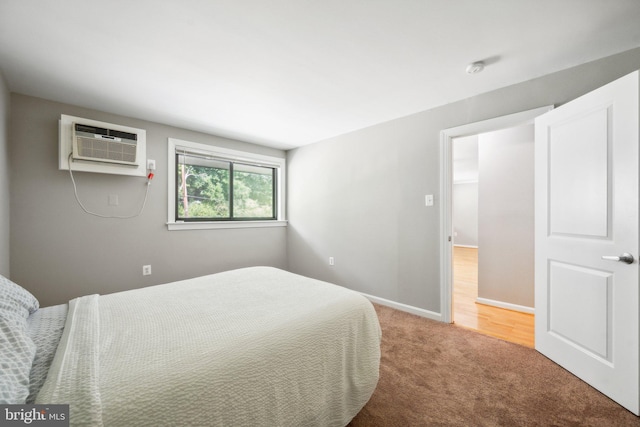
xmin=535 ymin=70 xmax=639 ymax=415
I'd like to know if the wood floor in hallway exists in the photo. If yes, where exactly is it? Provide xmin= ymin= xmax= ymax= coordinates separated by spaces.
xmin=453 ymin=246 xmax=535 ymax=348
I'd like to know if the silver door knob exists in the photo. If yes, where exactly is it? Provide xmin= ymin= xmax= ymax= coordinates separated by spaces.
xmin=601 ymin=253 xmax=635 ymax=264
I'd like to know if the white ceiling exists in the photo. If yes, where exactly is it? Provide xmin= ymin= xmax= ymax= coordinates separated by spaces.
xmin=1 ymin=1 xmax=639 ymax=150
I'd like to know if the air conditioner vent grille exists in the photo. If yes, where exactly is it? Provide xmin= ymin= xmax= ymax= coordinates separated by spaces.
xmin=76 ymin=136 xmax=137 ymax=164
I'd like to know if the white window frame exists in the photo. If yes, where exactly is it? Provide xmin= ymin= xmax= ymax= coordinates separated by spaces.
xmin=167 ymin=138 xmax=287 ymax=230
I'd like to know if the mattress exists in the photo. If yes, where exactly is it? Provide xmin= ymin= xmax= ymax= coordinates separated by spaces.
xmin=35 ymin=266 xmax=381 ymax=426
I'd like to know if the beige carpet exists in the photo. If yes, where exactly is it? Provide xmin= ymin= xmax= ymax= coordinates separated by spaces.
xmin=349 ymin=304 xmax=640 ymax=426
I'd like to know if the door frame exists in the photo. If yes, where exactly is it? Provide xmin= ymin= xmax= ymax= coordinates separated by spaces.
xmin=439 ymin=106 xmax=553 ymax=323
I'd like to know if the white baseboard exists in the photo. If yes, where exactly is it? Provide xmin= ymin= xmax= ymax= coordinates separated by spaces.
xmin=476 ymin=297 xmax=534 ymax=314
xmin=453 ymin=244 xmax=478 ymax=249
xmin=360 ymin=292 xmax=442 ymax=322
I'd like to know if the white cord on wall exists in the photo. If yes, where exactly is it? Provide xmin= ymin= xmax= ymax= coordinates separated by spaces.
xmin=67 ymin=153 xmax=152 ymax=219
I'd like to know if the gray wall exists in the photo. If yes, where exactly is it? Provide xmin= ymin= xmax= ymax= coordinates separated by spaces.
xmin=287 ymin=47 xmax=640 ymax=315
xmin=453 ymin=183 xmax=478 ymax=247
xmin=10 ymin=95 xmax=288 ymax=306
xmin=0 ymin=72 xmax=10 ymax=276
xmin=452 ymin=135 xmax=479 ymax=247
xmin=477 ymin=124 xmax=534 ymax=308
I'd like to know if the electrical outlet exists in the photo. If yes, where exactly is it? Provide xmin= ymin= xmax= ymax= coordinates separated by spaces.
xmin=329 ymin=257 xmax=335 ymax=266
xmin=142 ymin=265 xmax=152 ymax=276
xmin=147 ymin=159 xmax=156 ymax=170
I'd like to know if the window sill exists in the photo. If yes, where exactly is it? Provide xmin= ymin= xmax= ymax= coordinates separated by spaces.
xmin=167 ymin=220 xmax=288 ymax=231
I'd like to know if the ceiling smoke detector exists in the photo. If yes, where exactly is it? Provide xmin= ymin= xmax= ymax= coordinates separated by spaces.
xmin=466 ymin=61 xmax=485 ymax=74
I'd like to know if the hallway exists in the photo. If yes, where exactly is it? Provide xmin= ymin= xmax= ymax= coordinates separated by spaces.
xmin=453 ymin=246 xmax=534 ymax=348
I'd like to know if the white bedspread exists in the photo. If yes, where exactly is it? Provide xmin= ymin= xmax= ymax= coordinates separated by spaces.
xmin=36 ymin=267 xmax=381 ymax=426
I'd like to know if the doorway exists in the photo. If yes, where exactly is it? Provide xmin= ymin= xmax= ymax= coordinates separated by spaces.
xmin=441 ymin=107 xmax=551 ymax=338
xmin=452 ymin=129 xmax=534 ymax=347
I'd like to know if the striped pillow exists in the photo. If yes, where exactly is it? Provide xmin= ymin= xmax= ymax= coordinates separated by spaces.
xmin=0 ymin=275 xmax=39 ymax=404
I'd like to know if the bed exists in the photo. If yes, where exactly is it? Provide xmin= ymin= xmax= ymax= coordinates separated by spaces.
xmin=0 ymin=266 xmax=381 ymax=426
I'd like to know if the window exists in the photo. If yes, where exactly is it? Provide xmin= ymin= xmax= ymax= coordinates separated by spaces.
xmin=168 ymin=138 xmax=286 ymax=230
xmin=176 ymin=154 xmax=276 ymax=220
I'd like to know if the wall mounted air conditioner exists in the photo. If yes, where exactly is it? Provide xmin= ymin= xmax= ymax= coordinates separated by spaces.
xmin=73 ymin=123 xmax=139 ymax=166
xmin=59 ymin=115 xmax=147 ymax=176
